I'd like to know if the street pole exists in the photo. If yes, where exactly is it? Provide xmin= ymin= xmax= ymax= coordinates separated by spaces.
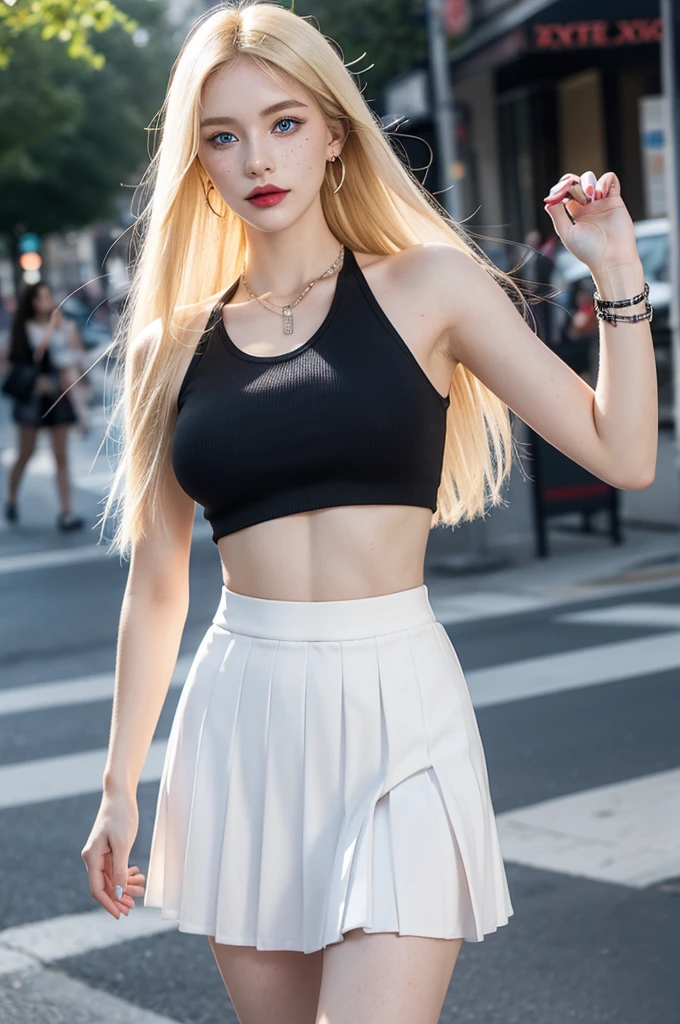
xmin=425 ymin=0 xmax=506 ymax=572
xmin=425 ymin=0 xmax=462 ymax=223
xmin=660 ymin=0 xmax=680 ymax=526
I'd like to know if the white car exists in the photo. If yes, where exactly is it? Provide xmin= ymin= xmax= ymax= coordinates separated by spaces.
xmin=549 ymin=217 xmax=669 ymax=346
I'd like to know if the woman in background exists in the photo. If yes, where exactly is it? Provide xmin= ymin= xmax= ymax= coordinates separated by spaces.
xmin=4 ymin=281 xmax=86 ymax=531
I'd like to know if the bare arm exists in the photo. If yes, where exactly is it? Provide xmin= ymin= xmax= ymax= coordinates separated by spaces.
xmin=103 ymin=316 xmax=197 ymax=794
xmin=429 ymin=242 xmax=657 ymax=491
xmin=82 ymin=319 xmax=197 ymax=917
xmin=102 ymin=456 xmax=196 ymax=797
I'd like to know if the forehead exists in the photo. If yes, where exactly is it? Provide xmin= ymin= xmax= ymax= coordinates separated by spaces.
xmin=202 ymin=58 xmax=310 ymax=114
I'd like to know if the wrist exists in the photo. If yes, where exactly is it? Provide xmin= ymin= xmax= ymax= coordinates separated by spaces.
xmin=103 ymin=771 xmax=137 ymax=799
xmin=589 ymin=259 xmax=645 ymax=303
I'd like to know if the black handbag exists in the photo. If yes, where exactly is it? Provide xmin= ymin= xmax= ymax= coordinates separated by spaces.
xmin=1 ymin=363 xmax=40 ymax=402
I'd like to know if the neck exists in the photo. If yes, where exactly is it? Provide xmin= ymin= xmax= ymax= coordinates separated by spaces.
xmin=241 ymin=201 xmax=343 ymax=302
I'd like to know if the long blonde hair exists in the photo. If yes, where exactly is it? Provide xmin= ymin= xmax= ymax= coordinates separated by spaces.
xmin=98 ymin=0 xmax=529 ymax=558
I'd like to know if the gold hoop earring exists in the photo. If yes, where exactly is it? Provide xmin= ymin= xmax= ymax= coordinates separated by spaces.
xmin=204 ymin=181 xmax=226 ymax=218
xmin=329 ymin=154 xmax=345 ymax=195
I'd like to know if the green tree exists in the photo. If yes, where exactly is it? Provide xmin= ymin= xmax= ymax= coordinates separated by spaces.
xmin=0 ymin=0 xmax=173 ymax=239
xmin=291 ymin=0 xmax=428 ymax=104
xmin=0 ymin=0 xmax=137 ymax=70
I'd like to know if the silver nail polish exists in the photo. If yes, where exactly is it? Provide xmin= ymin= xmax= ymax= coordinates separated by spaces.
xmin=114 ymin=884 xmax=124 ymax=899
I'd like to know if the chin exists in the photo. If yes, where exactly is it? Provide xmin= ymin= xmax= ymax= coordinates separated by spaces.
xmin=239 ymin=205 xmax=305 ymax=233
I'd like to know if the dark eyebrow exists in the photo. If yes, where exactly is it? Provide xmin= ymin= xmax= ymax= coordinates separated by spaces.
xmin=200 ymin=100 xmax=308 ymax=128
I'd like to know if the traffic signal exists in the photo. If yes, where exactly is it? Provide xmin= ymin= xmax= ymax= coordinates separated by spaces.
xmin=17 ymin=231 xmax=42 ymax=284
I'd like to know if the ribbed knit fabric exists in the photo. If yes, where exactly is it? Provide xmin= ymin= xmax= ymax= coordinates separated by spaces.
xmin=171 ymin=247 xmax=451 ymax=543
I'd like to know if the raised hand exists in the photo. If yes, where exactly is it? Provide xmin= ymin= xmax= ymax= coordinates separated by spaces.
xmin=543 ymin=170 xmax=639 ymax=272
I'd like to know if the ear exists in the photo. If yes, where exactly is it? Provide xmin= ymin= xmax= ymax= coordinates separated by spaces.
xmin=327 ymin=116 xmax=350 ymax=158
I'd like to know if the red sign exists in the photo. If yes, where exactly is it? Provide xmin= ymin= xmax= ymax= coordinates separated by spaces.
xmin=534 ymin=18 xmax=662 ymax=50
xmin=444 ymin=0 xmax=471 ymax=38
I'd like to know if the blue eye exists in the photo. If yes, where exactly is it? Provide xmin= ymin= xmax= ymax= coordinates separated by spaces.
xmin=208 ymin=131 xmax=236 ymax=148
xmin=273 ymin=117 xmax=302 ymax=133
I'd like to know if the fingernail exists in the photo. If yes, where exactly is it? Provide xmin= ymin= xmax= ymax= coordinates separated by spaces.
xmin=115 ymin=884 xmax=124 ymax=899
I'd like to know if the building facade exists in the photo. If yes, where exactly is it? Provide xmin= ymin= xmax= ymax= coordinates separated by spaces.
xmin=385 ymin=0 xmax=663 ymax=244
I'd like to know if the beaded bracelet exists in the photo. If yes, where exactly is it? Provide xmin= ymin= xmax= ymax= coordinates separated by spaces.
xmin=593 ymin=281 xmax=653 ymax=326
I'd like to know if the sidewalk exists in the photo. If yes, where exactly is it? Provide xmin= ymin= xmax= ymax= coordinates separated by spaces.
xmin=425 ymin=419 xmax=680 ymax=608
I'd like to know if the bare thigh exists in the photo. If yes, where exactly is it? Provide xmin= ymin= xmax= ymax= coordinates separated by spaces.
xmin=208 ymin=936 xmax=323 ymax=1024
xmin=316 ymin=929 xmax=463 ymax=1024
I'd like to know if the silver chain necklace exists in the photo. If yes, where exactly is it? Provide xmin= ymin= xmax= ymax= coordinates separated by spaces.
xmin=240 ymin=245 xmax=344 ymax=335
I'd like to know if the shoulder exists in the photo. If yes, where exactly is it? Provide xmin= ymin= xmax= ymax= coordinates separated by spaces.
xmin=354 ymin=242 xmax=478 ymax=308
xmin=353 ymin=242 xmax=482 ymax=349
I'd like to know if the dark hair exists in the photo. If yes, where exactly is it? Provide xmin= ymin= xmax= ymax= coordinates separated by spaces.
xmin=9 ymin=282 xmax=53 ymax=367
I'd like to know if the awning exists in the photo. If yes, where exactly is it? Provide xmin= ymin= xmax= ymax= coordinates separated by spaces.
xmin=451 ymin=0 xmax=661 ymax=74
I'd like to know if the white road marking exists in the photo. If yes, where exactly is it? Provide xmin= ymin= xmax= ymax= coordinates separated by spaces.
xmin=0 ymin=742 xmax=167 ymax=810
xmin=497 ymin=768 xmax=680 ymax=888
xmin=0 ymin=962 xmax=179 ymax=1023
xmin=73 ymin=470 xmax=116 ymax=494
xmin=0 ymin=544 xmax=111 ymax=575
xmin=0 ymin=656 xmax=195 ymax=716
xmin=0 ymin=906 xmax=176 ymax=975
xmin=2 ymin=624 xmax=680 ymax=725
xmin=465 ymin=630 xmax=680 ymax=708
xmin=429 ymin=590 xmax=546 ymax=622
xmin=1 ymin=771 xmax=676 ymax=1002
xmin=1 ymin=628 xmax=678 ymax=807
xmin=555 ymin=602 xmax=680 ymax=629
xmin=0 ymin=522 xmax=211 ymax=576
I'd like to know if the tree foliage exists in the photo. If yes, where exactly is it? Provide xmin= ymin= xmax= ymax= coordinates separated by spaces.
xmin=0 ymin=0 xmax=173 ymax=236
xmin=0 ymin=0 xmax=138 ymax=70
xmin=290 ymin=0 xmax=427 ymax=105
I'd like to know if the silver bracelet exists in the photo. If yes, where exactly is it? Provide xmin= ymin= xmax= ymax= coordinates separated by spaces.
xmin=593 ymin=281 xmax=653 ymax=327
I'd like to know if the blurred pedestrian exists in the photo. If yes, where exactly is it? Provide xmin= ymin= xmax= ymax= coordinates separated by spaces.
xmin=2 ymin=281 xmax=85 ymax=531
xmin=562 ymin=280 xmax=598 ymax=383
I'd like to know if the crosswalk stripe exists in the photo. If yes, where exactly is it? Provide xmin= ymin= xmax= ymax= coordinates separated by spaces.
xmin=0 ymin=906 xmax=176 ymax=975
xmin=497 ymin=767 xmax=680 ymax=888
xmin=0 ymin=656 xmax=195 ymax=716
xmin=0 ymin=743 xmax=167 ymax=810
xmin=1 ymin=771 xmax=676 ymax=991
xmin=0 ymin=970 xmax=181 ymax=1024
xmin=429 ymin=590 xmax=546 ymax=622
xmin=554 ymin=602 xmax=680 ymax=629
xmin=0 ymin=521 xmax=211 ymax=576
xmin=0 ymin=544 xmax=110 ymax=575
xmin=466 ymin=629 xmax=680 ymax=707
xmin=3 ymin=626 xmax=680 ymax=725
xmin=2 ymin=628 xmax=679 ymax=807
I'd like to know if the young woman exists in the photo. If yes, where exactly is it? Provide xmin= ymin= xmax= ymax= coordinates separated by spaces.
xmin=80 ymin=3 xmax=657 ymax=1021
xmin=4 ymin=281 xmax=86 ymax=531
xmin=26 ymin=297 xmax=91 ymax=436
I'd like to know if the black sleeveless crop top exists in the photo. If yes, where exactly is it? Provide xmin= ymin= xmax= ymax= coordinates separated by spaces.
xmin=171 ymin=247 xmax=450 ymax=543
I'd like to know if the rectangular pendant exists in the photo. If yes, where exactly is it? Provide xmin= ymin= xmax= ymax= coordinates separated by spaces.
xmin=283 ymin=306 xmax=293 ymax=335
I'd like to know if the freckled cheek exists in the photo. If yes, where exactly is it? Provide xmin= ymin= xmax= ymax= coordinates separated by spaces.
xmin=288 ymin=138 xmax=325 ymax=175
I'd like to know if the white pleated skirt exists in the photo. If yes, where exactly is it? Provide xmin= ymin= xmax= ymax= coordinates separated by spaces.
xmin=143 ymin=583 xmax=514 ymax=952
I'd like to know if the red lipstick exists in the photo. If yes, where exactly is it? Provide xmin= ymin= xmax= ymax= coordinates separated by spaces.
xmin=246 ymin=184 xmax=290 ymax=207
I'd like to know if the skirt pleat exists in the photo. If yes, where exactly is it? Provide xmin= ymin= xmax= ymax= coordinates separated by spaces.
xmin=143 ymin=585 xmax=514 ymax=952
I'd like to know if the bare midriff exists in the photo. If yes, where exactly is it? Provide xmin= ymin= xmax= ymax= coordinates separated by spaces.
xmin=216 ymin=503 xmax=434 ymax=601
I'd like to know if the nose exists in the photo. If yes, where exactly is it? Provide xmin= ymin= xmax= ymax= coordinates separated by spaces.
xmin=243 ymin=135 xmax=274 ymax=178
